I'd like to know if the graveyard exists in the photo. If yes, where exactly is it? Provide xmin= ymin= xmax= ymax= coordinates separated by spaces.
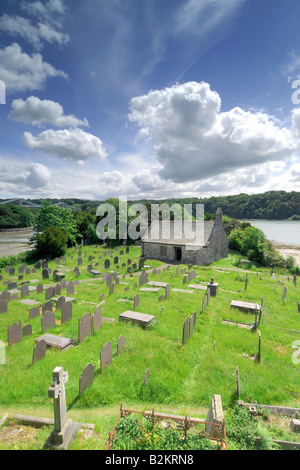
xmin=0 ymin=243 xmax=300 ymax=450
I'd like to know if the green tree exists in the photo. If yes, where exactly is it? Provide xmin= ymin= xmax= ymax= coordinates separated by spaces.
xmin=32 ymin=203 xmax=78 ymax=245
xmin=34 ymin=226 xmax=68 ymax=259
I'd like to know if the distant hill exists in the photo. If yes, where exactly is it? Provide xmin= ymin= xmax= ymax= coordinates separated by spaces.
xmin=0 ymin=191 xmax=299 ymax=229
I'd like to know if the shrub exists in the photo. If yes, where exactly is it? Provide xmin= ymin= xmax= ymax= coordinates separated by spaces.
xmin=34 ymin=226 xmax=68 ymax=259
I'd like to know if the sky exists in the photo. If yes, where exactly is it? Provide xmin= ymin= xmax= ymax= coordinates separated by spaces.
xmin=1 ymin=0 xmax=300 ymax=201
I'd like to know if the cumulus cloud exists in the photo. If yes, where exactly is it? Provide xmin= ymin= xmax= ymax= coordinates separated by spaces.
xmin=128 ymin=81 xmax=300 ymax=183
xmin=0 ymin=43 xmax=67 ymax=93
xmin=9 ymin=96 xmax=89 ymax=128
xmin=23 ymin=128 xmax=107 ymax=163
xmin=25 ymin=163 xmax=52 ymax=188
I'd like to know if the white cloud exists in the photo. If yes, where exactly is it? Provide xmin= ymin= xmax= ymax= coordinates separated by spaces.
xmin=25 ymin=163 xmax=52 ymax=188
xmin=9 ymin=96 xmax=89 ymax=128
xmin=23 ymin=128 xmax=107 ymax=163
xmin=0 ymin=43 xmax=67 ymax=93
xmin=0 ymin=14 xmax=69 ymax=50
xmin=128 ymin=81 xmax=300 ymax=183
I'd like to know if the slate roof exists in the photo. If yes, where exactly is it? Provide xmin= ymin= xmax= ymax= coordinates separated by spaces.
xmin=141 ymin=220 xmax=215 ymax=247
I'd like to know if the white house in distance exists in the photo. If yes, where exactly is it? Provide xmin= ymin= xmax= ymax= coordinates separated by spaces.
xmin=141 ymin=208 xmax=228 ymax=266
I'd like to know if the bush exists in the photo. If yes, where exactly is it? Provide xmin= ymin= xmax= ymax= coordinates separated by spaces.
xmin=34 ymin=226 xmax=68 ymax=259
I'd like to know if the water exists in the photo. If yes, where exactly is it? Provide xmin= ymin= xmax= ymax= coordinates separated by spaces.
xmin=0 ymin=229 xmax=34 ymax=256
xmin=240 ymin=220 xmax=300 ymax=246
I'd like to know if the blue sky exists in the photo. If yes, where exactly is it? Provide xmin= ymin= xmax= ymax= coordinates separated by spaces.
xmin=1 ymin=0 xmax=300 ymax=200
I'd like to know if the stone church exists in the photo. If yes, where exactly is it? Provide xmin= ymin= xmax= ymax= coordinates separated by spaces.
xmin=141 ymin=208 xmax=228 ymax=266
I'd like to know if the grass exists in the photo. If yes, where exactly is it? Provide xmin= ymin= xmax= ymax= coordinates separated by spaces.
xmin=0 ymin=244 xmax=300 ymax=449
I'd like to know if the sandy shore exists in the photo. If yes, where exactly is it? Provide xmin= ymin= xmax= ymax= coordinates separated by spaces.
xmin=275 ymin=244 xmax=300 ymax=267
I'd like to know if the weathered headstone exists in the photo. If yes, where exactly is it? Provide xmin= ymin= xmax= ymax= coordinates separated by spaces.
xmin=42 ymin=310 xmax=56 ymax=332
xmin=29 ymin=306 xmax=40 ymax=319
xmin=42 ymin=268 xmax=50 ymax=280
xmin=47 ymin=367 xmax=78 ymax=449
xmin=134 ymin=293 xmax=140 ymax=310
xmin=282 ymin=286 xmax=288 ymax=302
xmin=104 ymin=259 xmax=110 ymax=269
xmin=61 ymin=301 xmax=72 ymax=324
xmin=42 ymin=301 xmax=53 ymax=313
xmin=79 ymin=363 xmax=94 ymax=394
xmin=20 ymin=283 xmax=29 ymax=298
xmin=0 ymin=300 xmax=7 ymax=314
xmin=109 ymin=284 xmax=114 ymax=296
xmin=207 ymin=278 xmax=218 ymax=297
xmin=100 ymin=342 xmax=112 ymax=370
xmin=182 ymin=316 xmax=189 ymax=345
xmin=36 ymin=283 xmax=43 ymax=294
xmin=8 ymin=321 xmax=22 ymax=346
xmin=67 ymin=281 xmax=74 ymax=296
xmin=23 ymin=324 xmax=32 ymax=337
xmin=143 ymin=368 xmax=150 ymax=386
xmin=78 ymin=313 xmax=92 ymax=343
xmin=117 ymin=335 xmax=125 ymax=354
xmin=32 ymin=339 xmax=46 ymax=363
xmin=92 ymin=309 xmax=102 ymax=333
xmin=165 ymin=284 xmax=170 ymax=299
xmin=45 ymin=287 xmax=55 ymax=301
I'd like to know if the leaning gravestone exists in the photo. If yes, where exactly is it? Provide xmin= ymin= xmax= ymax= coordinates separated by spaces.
xmin=78 ymin=313 xmax=92 ymax=343
xmin=92 ymin=309 xmax=102 ymax=333
xmin=32 ymin=339 xmax=47 ymax=364
xmin=79 ymin=363 xmax=94 ymax=394
xmin=100 ymin=342 xmax=112 ymax=370
xmin=23 ymin=324 xmax=32 ymax=337
xmin=42 ymin=311 xmax=56 ymax=332
xmin=143 ymin=368 xmax=150 ymax=386
xmin=29 ymin=306 xmax=40 ymax=319
xmin=282 ymin=286 xmax=288 ymax=302
xmin=61 ymin=301 xmax=72 ymax=324
xmin=134 ymin=294 xmax=140 ymax=310
xmin=8 ymin=321 xmax=22 ymax=346
xmin=117 ymin=335 xmax=125 ymax=354
xmin=182 ymin=316 xmax=189 ymax=345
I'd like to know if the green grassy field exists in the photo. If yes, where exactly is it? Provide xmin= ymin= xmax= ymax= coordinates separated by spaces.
xmin=0 ymin=244 xmax=299 ymax=449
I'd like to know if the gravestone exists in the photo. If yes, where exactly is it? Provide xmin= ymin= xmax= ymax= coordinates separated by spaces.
xmin=165 ymin=284 xmax=170 ymax=299
xmin=236 ymin=366 xmax=240 ymax=398
xmin=54 ymin=285 xmax=61 ymax=297
xmin=188 ymin=270 xmax=196 ymax=282
xmin=92 ymin=309 xmax=102 ymax=333
xmin=114 ymin=256 xmax=119 ymax=265
xmin=61 ymin=301 xmax=72 ymax=324
xmin=189 ymin=311 xmax=196 ymax=336
xmin=42 ymin=301 xmax=53 ymax=313
xmin=207 ymin=287 xmax=210 ymax=305
xmin=106 ymin=273 xmax=113 ymax=287
xmin=45 ymin=287 xmax=55 ymax=301
xmin=104 ymin=259 xmax=110 ymax=269
xmin=202 ymin=295 xmax=206 ymax=312
xmin=0 ymin=291 xmax=10 ymax=301
xmin=60 ymin=278 xmax=67 ymax=289
xmin=109 ymin=284 xmax=114 ymax=296
xmin=56 ymin=296 xmax=66 ymax=310
xmin=245 ymin=274 xmax=249 ymax=291
xmin=207 ymin=278 xmax=218 ymax=297
xmin=78 ymin=313 xmax=92 ymax=343
xmin=139 ymin=272 xmax=148 ymax=287
xmin=117 ymin=335 xmax=125 ymax=354
xmin=143 ymin=368 xmax=150 ymax=386
xmin=29 ymin=306 xmax=40 ymax=319
xmin=134 ymin=293 xmax=140 ymax=310
xmin=79 ymin=363 xmax=94 ymax=394
xmin=182 ymin=316 xmax=189 ymax=345
xmin=0 ymin=300 xmax=7 ymax=314
xmin=20 ymin=284 xmax=29 ymax=298
xmin=100 ymin=342 xmax=112 ymax=370
xmin=7 ymin=282 xmax=17 ymax=290
xmin=42 ymin=268 xmax=50 ymax=280
xmin=282 ymin=286 xmax=288 ymax=302
xmin=183 ymin=275 xmax=187 ymax=285
xmin=36 ymin=283 xmax=44 ymax=294
xmin=23 ymin=324 xmax=32 ymax=337
xmin=32 ymin=339 xmax=47 ymax=363
xmin=8 ymin=321 xmax=22 ymax=346
xmin=139 ymin=258 xmax=144 ymax=270
xmin=42 ymin=311 xmax=56 ymax=332
xmin=47 ymin=367 xmax=78 ymax=449
xmin=67 ymin=281 xmax=74 ymax=296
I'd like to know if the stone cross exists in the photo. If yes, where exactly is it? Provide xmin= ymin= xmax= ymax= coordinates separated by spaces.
xmin=48 ymin=367 xmax=69 ymax=434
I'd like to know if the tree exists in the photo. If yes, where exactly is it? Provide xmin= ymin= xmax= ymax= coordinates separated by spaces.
xmin=32 ymin=203 xmax=78 ymax=245
xmin=34 ymin=226 xmax=68 ymax=259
